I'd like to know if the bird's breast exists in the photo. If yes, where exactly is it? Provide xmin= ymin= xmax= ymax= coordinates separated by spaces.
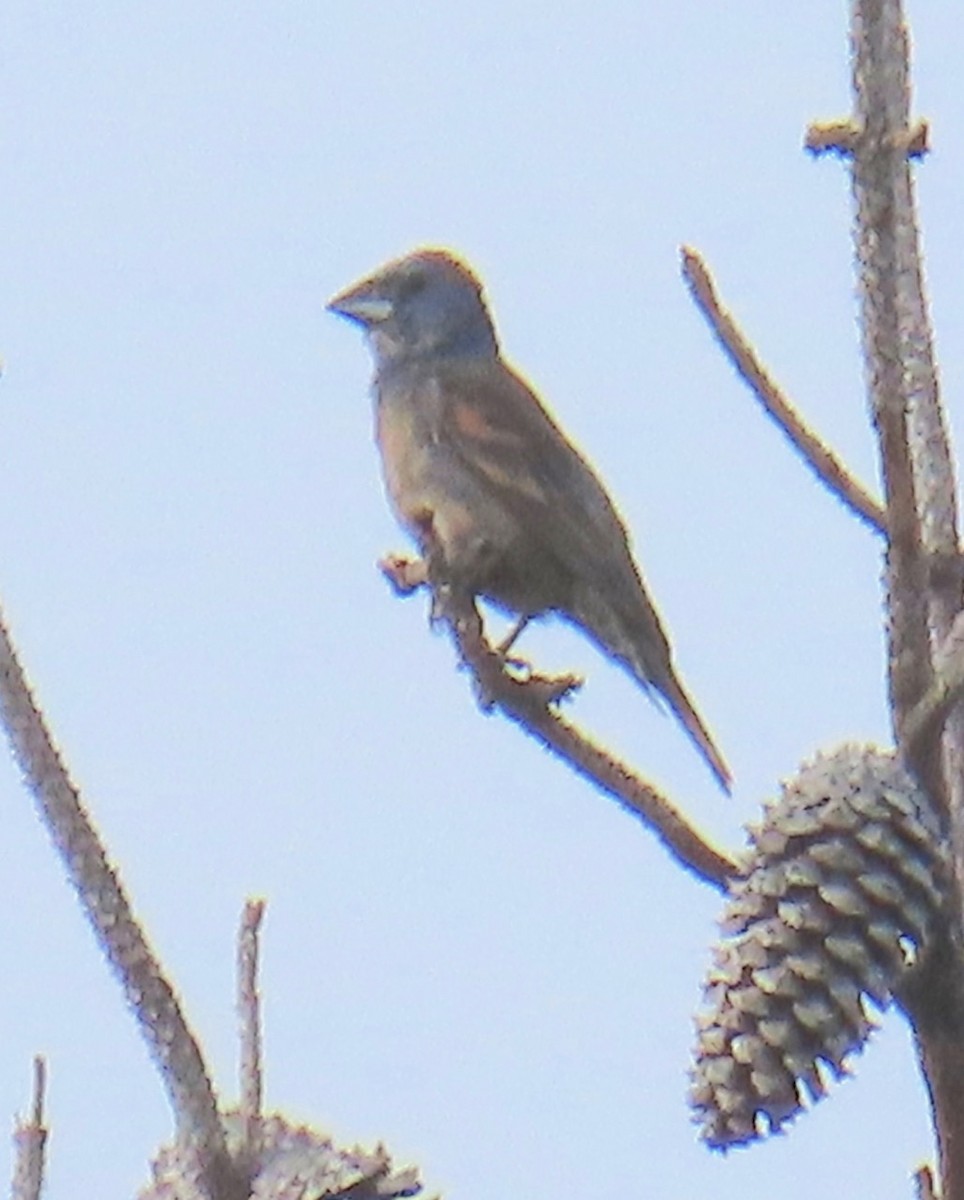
xmin=374 ymin=378 xmax=444 ymax=528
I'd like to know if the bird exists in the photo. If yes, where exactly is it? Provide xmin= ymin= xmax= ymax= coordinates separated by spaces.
xmin=327 ymin=248 xmax=732 ymax=791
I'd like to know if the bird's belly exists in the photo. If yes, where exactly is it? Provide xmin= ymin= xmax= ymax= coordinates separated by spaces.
xmin=376 ymin=399 xmax=437 ymax=529
xmin=376 ymin=400 xmax=566 ymax=614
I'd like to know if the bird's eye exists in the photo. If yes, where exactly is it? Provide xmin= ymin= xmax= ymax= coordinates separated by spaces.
xmin=398 ymin=271 xmax=427 ymax=299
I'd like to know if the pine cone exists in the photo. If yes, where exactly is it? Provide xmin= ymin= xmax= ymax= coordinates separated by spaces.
xmin=141 ymin=1111 xmax=423 ymax=1199
xmin=690 ymin=744 xmax=948 ymax=1148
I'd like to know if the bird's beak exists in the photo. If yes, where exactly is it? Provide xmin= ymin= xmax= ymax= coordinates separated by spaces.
xmin=326 ymin=279 xmax=394 ymax=327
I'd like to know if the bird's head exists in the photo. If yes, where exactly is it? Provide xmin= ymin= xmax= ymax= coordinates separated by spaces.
xmin=327 ymin=248 xmax=499 ymax=366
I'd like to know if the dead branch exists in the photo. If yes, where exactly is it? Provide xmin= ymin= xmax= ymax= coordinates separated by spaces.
xmin=844 ymin=1 xmax=964 ymax=1196
xmin=849 ymin=0 xmax=937 ymax=748
xmin=680 ymin=245 xmax=886 ymax=535
xmin=904 ymin=612 xmax=964 ymax=755
xmin=11 ymin=1057 xmax=47 ymax=1200
xmin=0 ymin=605 xmax=243 ymax=1200
xmin=238 ymin=898 xmax=266 ymax=1167
xmin=381 ymin=557 xmax=738 ymax=891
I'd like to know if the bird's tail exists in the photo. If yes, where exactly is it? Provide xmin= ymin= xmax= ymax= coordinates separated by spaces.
xmin=575 ymin=598 xmax=732 ymax=792
xmin=653 ymin=668 xmax=732 ymax=794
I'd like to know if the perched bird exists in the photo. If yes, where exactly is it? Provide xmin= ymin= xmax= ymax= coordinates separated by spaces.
xmin=327 ymin=249 xmax=732 ymax=791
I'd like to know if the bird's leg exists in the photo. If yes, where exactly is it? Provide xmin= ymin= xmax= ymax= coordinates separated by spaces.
xmin=495 ymin=615 xmax=531 ymax=658
xmin=493 ymin=615 xmax=540 ymax=677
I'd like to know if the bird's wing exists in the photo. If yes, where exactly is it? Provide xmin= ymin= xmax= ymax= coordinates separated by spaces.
xmin=433 ymin=356 xmax=645 ymax=606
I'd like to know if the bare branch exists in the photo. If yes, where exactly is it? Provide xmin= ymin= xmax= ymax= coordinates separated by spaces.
xmin=381 ymin=558 xmax=738 ymax=891
xmin=11 ymin=1058 xmax=47 ymax=1200
xmin=0 ymin=606 xmax=241 ymax=1200
xmin=915 ymin=1164 xmax=939 ymax=1200
xmin=904 ymin=611 xmax=964 ymax=755
xmin=849 ymin=0 xmax=935 ymax=741
xmin=844 ymin=2 xmax=964 ymax=1196
xmin=238 ymin=899 xmax=266 ymax=1165
xmin=680 ymin=245 xmax=886 ymax=535
xmin=872 ymin=0 xmax=964 ymax=899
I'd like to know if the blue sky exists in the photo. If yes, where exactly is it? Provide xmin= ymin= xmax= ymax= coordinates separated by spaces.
xmin=1 ymin=3 xmax=961 ymax=1197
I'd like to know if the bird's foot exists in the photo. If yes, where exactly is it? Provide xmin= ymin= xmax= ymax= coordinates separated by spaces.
xmin=522 ymin=669 xmax=583 ymax=706
xmin=490 ymin=620 xmax=581 ymax=702
xmin=489 ymin=647 xmax=582 ymax=699
xmin=473 ymin=664 xmax=582 ymax=712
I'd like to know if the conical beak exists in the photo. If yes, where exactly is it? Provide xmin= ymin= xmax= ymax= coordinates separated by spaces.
xmin=326 ymin=278 xmax=394 ymax=327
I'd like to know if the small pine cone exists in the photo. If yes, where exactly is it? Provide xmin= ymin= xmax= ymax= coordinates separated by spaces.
xmin=690 ymin=744 xmax=949 ymax=1149
xmin=140 ymin=1111 xmax=423 ymax=1199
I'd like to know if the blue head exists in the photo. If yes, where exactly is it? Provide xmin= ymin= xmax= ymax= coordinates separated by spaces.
xmin=327 ymin=248 xmax=499 ymax=368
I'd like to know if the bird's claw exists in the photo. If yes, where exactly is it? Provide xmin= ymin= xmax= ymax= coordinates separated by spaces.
xmin=472 ymin=665 xmax=582 ymax=714
xmin=524 ymin=669 xmax=583 ymax=706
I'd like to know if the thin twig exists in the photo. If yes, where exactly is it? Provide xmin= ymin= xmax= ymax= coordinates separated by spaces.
xmin=681 ymin=244 xmax=887 ymax=535
xmin=0 ymin=605 xmax=241 ymax=1200
xmin=915 ymin=1164 xmax=939 ymax=1200
xmin=11 ymin=1057 xmax=47 ymax=1200
xmin=238 ymin=899 xmax=266 ymax=1165
xmin=382 ymin=559 xmax=738 ymax=891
